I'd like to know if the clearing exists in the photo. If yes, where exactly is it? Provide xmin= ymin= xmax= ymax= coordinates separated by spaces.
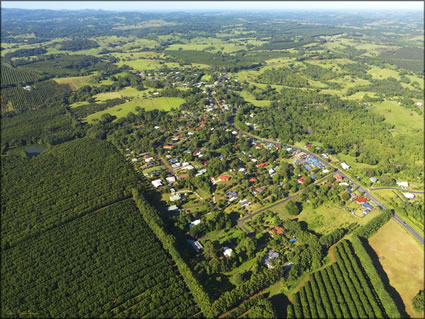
xmin=369 ymin=219 xmax=425 ymax=318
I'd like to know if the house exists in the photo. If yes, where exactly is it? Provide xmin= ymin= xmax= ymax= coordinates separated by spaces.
xmin=355 ymin=197 xmax=367 ymax=203
xmin=339 ymin=182 xmax=349 ymax=186
xmin=396 ymin=181 xmax=409 ymax=188
xmin=239 ymin=199 xmax=251 ymax=207
xmin=297 ymin=177 xmax=306 ymax=184
xmin=321 ymin=153 xmax=329 ymax=159
xmin=151 ymin=179 xmax=163 ymax=188
xmin=167 ymin=205 xmax=179 ymax=212
xmin=289 ymin=238 xmax=297 ymax=243
xmin=322 ymin=169 xmax=330 ymax=174
xmin=255 ymin=187 xmax=266 ymax=193
xmin=166 ymin=176 xmax=176 ymax=184
xmin=163 ymin=145 xmax=173 ymax=149
xmin=362 ymin=202 xmax=373 ymax=210
xmin=226 ymin=191 xmax=238 ymax=199
xmin=256 ymin=162 xmax=269 ymax=168
xmin=263 ymin=250 xmax=280 ymax=269
xmin=189 ymin=219 xmax=201 ymax=228
xmin=144 ymin=155 xmax=155 ymax=163
xmin=305 ymin=144 xmax=312 ymax=149
xmin=341 ymin=163 xmax=350 ymax=170
xmin=363 ymin=209 xmax=371 ymax=216
xmin=336 ymin=175 xmax=343 ymax=181
xmin=370 ymin=177 xmax=378 ymax=183
xmin=415 ymin=101 xmax=424 ymax=107
xmin=223 ymin=247 xmax=233 ymax=257
xmin=170 ymin=193 xmax=182 ymax=201
xmin=23 ymin=85 xmax=31 ymax=90
xmin=249 ymin=177 xmax=258 ymax=182
xmin=219 ymin=175 xmax=231 ymax=181
xmin=403 ymin=192 xmax=415 ymax=199
xmin=187 ymin=239 xmax=203 ymax=251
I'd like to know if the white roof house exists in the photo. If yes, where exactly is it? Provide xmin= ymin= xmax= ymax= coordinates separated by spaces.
xmin=370 ymin=177 xmax=378 ymax=183
xmin=166 ymin=176 xmax=176 ymax=184
xmin=397 ymin=181 xmax=409 ymax=188
xmin=402 ymin=192 xmax=415 ymax=199
xmin=223 ymin=247 xmax=233 ymax=257
xmin=167 ymin=205 xmax=179 ymax=211
xmin=170 ymin=193 xmax=182 ymax=201
xmin=341 ymin=163 xmax=350 ymax=170
xmin=189 ymin=219 xmax=201 ymax=228
xmin=151 ymin=179 xmax=163 ymax=188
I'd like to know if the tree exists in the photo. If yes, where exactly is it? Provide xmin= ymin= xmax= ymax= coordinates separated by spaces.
xmin=286 ymin=201 xmax=301 ymax=216
xmin=412 ymin=290 xmax=424 ymax=312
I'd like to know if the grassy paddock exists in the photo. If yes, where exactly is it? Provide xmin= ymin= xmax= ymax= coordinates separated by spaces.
xmin=369 ymin=219 xmax=425 ymax=318
xmin=85 ymin=96 xmax=184 ymax=123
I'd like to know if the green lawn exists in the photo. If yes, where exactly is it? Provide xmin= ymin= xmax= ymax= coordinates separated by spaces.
xmin=370 ymin=100 xmax=424 ymax=132
xmin=84 ymin=96 xmax=185 ymax=123
xmin=240 ymin=91 xmax=271 ymax=107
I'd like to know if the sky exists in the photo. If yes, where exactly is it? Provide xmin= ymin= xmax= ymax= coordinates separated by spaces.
xmin=2 ymin=1 xmax=423 ymax=12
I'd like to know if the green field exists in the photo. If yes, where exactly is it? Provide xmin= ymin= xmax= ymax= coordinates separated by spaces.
xmin=370 ymin=100 xmax=424 ymax=132
xmin=294 ymin=203 xmax=379 ymax=235
xmin=85 ymin=96 xmax=185 ymax=123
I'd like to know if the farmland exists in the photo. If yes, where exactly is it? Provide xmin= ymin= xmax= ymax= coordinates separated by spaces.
xmin=369 ymin=219 xmax=425 ymax=318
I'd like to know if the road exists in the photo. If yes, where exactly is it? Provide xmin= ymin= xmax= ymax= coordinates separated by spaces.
xmin=230 ymin=118 xmax=424 ymax=246
xmin=368 ymin=187 xmax=424 ymax=194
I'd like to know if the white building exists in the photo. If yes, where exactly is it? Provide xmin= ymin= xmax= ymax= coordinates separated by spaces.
xmin=341 ymin=163 xmax=350 ymax=170
xmin=402 ymin=192 xmax=415 ymax=199
xmin=189 ymin=219 xmax=201 ymax=228
xmin=166 ymin=176 xmax=176 ymax=184
xmin=223 ymin=247 xmax=233 ymax=257
xmin=170 ymin=193 xmax=182 ymax=201
xmin=397 ymin=181 xmax=409 ymax=188
xmin=151 ymin=179 xmax=162 ymax=188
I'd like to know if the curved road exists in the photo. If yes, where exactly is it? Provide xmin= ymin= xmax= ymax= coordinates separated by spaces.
xmin=230 ymin=118 xmax=424 ymax=246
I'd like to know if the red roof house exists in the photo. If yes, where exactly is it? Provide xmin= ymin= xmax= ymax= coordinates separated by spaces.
xmin=163 ymin=145 xmax=173 ymax=149
xmin=298 ymin=177 xmax=306 ymax=184
xmin=306 ymin=144 xmax=312 ymax=149
xmin=336 ymin=175 xmax=343 ymax=181
xmin=219 ymin=176 xmax=231 ymax=181
xmin=256 ymin=162 xmax=269 ymax=168
xmin=355 ymin=197 xmax=367 ymax=203
xmin=249 ymin=177 xmax=258 ymax=182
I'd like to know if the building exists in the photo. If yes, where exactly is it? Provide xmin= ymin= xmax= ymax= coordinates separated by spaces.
xmin=256 ymin=162 xmax=269 ymax=168
xmin=167 ymin=205 xmax=179 ymax=212
xmin=336 ymin=175 xmax=343 ymax=181
xmin=341 ymin=162 xmax=350 ymax=170
xmin=151 ymin=179 xmax=163 ymax=188
xmin=249 ymin=177 xmax=258 ymax=182
xmin=263 ymin=250 xmax=280 ymax=269
xmin=170 ymin=193 xmax=182 ymax=201
xmin=239 ymin=199 xmax=251 ymax=207
xmin=223 ymin=247 xmax=233 ymax=257
xmin=297 ymin=177 xmax=306 ymax=184
xmin=189 ymin=219 xmax=201 ymax=228
xmin=163 ymin=145 xmax=173 ymax=149
xmin=355 ymin=197 xmax=367 ymax=203
xmin=370 ymin=177 xmax=378 ymax=183
xmin=397 ymin=181 xmax=409 ymax=188
xmin=218 ymin=175 xmax=231 ymax=181
xmin=166 ymin=176 xmax=176 ymax=184
xmin=187 ymin=240 xmax=203 ymax=251
xmin=362 ymin=202 xmax=373 ymax=210
xmin=403 ymin=192 xmax=415 ymax=199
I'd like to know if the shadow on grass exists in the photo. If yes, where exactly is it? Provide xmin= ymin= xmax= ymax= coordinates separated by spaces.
xmin=269 ymin=293 xmax=290 ymax=318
